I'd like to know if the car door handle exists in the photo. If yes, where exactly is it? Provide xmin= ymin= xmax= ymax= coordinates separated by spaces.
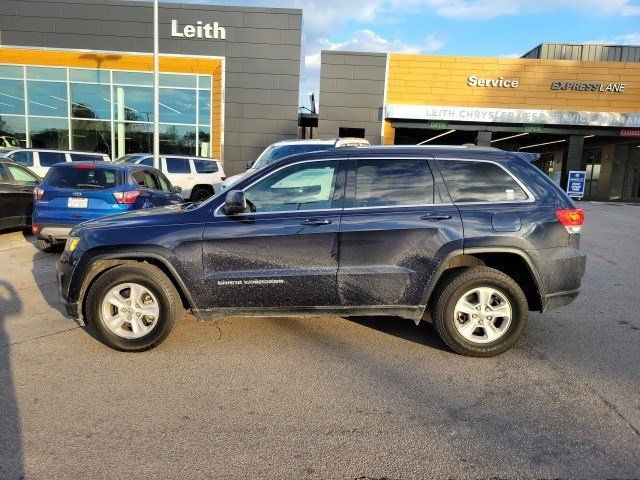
xmin=420 ymin=213 xmax=452 ymax=221
xmin=300 ymin=218 xmax=331 ymax=226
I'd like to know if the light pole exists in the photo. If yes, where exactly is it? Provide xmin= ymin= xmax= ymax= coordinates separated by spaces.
xmin=153 ymin=0 xmax=160 ymax=167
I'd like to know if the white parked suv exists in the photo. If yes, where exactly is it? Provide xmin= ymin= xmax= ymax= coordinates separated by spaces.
xmin=0 ymin=149 xmax=110 ymax=177
xmin=220 ymin=138 xmax=370 ymax=190
xmin=116 ymin=154 xmax=225 ymax=201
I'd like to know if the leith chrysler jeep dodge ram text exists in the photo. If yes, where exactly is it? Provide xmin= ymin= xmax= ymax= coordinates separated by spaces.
xmin=56 ymin=146 xmax=586 ymax=356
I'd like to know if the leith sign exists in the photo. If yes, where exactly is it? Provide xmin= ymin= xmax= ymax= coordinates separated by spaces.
xmin=171 ymin=19 xmax=226 ymax=40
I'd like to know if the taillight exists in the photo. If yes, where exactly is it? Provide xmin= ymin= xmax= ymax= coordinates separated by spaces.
xmin=34 ymin=187 xmax=44 ymax=200
xmin=112 ymin=190 xmax=140 ymax=204
xmin=32 ymin=225 xmax=41 ymax=235
xmin=556 ymin=208 xmax=584 ymax=234
xmin=74 ymin=163 xmax=95 ymax=170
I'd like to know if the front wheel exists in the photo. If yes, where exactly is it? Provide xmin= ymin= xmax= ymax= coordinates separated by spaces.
xmin=431 ymin=266 xmax=529 ymax=357
xmin=85 ymin=263 xmax=182 ymax=351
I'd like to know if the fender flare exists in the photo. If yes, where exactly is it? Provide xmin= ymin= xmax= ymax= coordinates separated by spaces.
xmin=420 ymin=246 xmax=546 ymax=310
xmin=70 ymin=247 xmax=197 ymax=311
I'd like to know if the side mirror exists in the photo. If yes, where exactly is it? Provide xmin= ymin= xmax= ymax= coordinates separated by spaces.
xmin=171 ymin=185 xmax=182 ymax=194
xmin=223 ymin=190 xmax=247 ymax=215
xmin=245 ymin=160 xmax=255 ymax=170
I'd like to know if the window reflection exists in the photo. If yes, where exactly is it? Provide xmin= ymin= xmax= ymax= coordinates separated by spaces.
xmin=355 ymin=159 xmax=435 ymax=207
xmin=29 ymin=117 xmax=69 ymax=149
xmin=0 ymin=79 xmax=25 ymax=115
xmin=0 ymin=115 xmax=27 ymax=147
xmin=71 ymin=83 xmax=111 ymax=119
xmin=438 ymin=161 xmax=528 ymax=202
xmin=159 ymin=88 xmax=197 ymax=124
xmin=27 ymin=81 xmax=68 ymax=117
xmin=159 ymin=125 xmax=196 ymax=155
xmin=71 ymin=119 xmax=112 ymax=156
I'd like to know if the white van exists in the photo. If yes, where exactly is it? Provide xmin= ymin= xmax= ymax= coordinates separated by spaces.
xmin=0 ymin=149 xmax=110 ymax=177
xmin=116 ymin=154 xmax=226 ymax=201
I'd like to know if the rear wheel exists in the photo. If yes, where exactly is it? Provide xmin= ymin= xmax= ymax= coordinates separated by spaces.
xmin=190 ymin=186 xmax=213 ymax=202
xmin=431 ymin=266 xmax=528 ymax=357
xmin=85 ymin=263 xmax=181 ymax=351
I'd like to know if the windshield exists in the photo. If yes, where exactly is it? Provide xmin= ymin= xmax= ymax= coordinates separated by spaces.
xmin=252 ymin=143 xmax=333 ymax=170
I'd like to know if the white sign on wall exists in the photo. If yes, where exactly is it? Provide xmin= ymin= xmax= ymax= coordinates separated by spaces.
xmin=385 ymin=104 xmax=640 ymax=128
xmin=171 ymin=19 xmax=226 ymax=40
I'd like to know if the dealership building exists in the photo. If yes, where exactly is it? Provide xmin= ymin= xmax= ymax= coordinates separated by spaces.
xmin=1 ymin=1 xmax=640 ymax=200
xmin=319 ymin=44 xmax=640 ymax=200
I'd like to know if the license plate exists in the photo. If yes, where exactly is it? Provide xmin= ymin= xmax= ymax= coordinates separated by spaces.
xmin=67 ymin=197 xmax=88 ymax=208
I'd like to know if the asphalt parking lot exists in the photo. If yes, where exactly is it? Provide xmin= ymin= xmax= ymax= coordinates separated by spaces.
xmin=0 ymin=201 xmax=639 ymax=479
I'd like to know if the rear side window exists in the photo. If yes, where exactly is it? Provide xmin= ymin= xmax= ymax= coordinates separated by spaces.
xmin=70 ymin=153 xmax=106 ymax=162
xmin=165 ymin=157 xmax=191 ymax=173
xmin=354 ymin=158 xmax=435 ymax=207
xmin=44 ymin=167 xmax=120 ymax=189
xmin=38 ymin=151 xmax=66 ymax=167
xmin=193 ymin=159 xmax=218 ymax=173
xmin=8 ymin=151 xmax=34 ymax=167
xmin=131 ymin=170 xmax=160 ymax=190
xmin=437 ymin=160 xmax=528 ymax=203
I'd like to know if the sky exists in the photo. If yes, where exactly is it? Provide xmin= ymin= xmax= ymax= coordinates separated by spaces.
xmin=164 ymin=0 xmax=640 ymax=108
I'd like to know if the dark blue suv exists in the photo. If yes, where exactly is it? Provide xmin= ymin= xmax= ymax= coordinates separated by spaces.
xmin=56 ymin=146 xmax=586 ymax=356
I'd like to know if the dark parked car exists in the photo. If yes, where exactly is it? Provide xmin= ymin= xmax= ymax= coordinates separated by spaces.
xmin=0 ymin=160 xmax=40 ymax=231
xmin=56 ymin=146 xmax=586 ymax=356
xmin=33 ymin=162 xmax=183 ymax=252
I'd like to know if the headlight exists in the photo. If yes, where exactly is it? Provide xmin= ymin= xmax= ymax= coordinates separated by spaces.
xmin=65 ymin=237 xmax=81 ymax=252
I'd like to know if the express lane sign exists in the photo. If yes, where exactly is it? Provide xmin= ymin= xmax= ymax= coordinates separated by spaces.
xmin=567 ymin=171 xmax=587 ymax=198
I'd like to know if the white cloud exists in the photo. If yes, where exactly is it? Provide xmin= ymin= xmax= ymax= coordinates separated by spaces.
xmin=585 ymin=32 xmax=640 ymax=45
xmin=391 ymin=0 xmax=640 ymax=20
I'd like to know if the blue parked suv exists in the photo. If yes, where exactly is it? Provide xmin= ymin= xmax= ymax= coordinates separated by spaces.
xmin=33 ymin=161 xmax=183 ymax=252
xmin=56 ymin=146 xmax=586 ymax=356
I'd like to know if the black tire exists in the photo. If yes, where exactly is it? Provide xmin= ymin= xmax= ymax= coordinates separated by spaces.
xmin=431 ymin=266 xmax=529 ymax=357
xmin=85 ymin=263 xmax=182 ymax=351
xmin=190 ymin=186 xmax=213 ymax=202
xmin=36 ymin=237 xmax=62 ymax=253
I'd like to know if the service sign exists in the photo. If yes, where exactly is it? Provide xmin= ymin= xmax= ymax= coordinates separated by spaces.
xmin=567 ymin=171 xmax=587 ymax=198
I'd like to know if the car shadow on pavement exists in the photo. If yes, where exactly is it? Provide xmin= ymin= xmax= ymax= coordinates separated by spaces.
xmin=345 ymin=315 xmax=450 ymax=352
xmin=0 ymin=280 xmax=25 ymax=479
xmin=22 ymin=231 xmax=68 ymax=319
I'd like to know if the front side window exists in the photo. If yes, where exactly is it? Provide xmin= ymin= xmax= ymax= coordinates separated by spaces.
xmin=155 ymin=171 xmax=172 ymax=191
xmin=38 ymin=151 xmax=66 ymax=167
xmin=6 ymin=164 xmax=39 ymax=185
xmin=354 ymin=158 xmax=435 ymax=207
xmin=8 ymin=151 xmax=34 ymax=167
xmin=244 ymin=161 xmax=338 ymax=213
xmin=437 ymin=160 xmax=528 ymax=203
xmin=165 ymin=157 xmax=191 ymax=174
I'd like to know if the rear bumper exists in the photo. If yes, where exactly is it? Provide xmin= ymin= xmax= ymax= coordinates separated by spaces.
xmin=40 ymin=226 xmax=72 ymax=241
xmin=544 ymin=288 xmax=581 ymax=310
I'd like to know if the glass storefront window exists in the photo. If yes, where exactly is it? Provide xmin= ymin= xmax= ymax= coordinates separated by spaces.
xmin=159 ymin=124 xmax=196 ymax=155
xmin=71 ymin=119 xmax=112 ymax=156
xmin=26 ymin=66 xmax=66 ymax=81
xmin=0 ymin=115 xmax=27 ymax=148
xmin=112 ymin=71 xmax=152 ymax=86
xmin=198 ymin=126 xmax=211 ymax=157
xmin=198 ymin=89 xmax=211 ymax=126
xmin=115 ymin=122 xmax=153 ymax=157
xmin=70 ymin=68 xmax=109 ymax=84
xmin=27 ymin=81 xmax=68 ymax=117
xmin=0 ymin=65 xmax=24 ymax=79
xmin=159 ymin=88 xmax=197 ymax=125
xmin=160 ymin=73 xmax=197 ymax=89
xmin=0 ymin=79 xmax=25 ymax=115
xmin=198 ymin=75 xmax=212 ymax=89
xmin=113 ymin=85 xmax=154 ymax=122
xmin=28 ymin=117 xmax=69 ymax=149
xmin=71 ymin=83 xmax=111 ymax=119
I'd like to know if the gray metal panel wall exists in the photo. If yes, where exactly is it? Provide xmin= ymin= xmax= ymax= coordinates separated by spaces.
xmin=318 ymin=50 xmax=386 ymax=145
xmin=0 ymin=0 xmax=303 ymax=175
xmin=522 ymin=43 xmax=640 ymax=62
